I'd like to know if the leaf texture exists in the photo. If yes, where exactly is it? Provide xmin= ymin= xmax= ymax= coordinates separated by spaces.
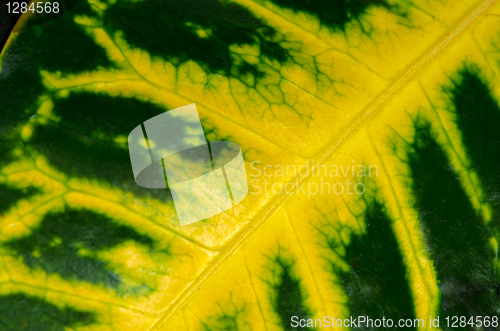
xmin=1 ymin=0 xmax=500 ymax=330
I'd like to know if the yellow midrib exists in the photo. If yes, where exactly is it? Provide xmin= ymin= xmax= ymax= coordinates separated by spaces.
xmin=151 ymin=0 xmax=497 ymax=328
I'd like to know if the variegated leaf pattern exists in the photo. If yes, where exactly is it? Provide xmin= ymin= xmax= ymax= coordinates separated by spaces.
xmin=0 ymin=0 xmax=499 ymax=330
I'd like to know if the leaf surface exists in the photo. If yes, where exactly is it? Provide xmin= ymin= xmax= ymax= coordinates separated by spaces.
xmin=0 ymin=0 xmax=499 ymax=330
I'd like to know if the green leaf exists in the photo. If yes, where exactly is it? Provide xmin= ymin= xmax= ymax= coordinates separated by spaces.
xmin=1 ymin=0 xmax=499 ymax=330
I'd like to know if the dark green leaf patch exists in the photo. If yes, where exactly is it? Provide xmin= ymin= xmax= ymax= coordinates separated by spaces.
xmin=0 ymin=293 xmax=93 ymax=330
xmin=337 ymin=201 xmax=416 ymax=330
xmin=273 ymin=257 xmax=315 ymax=330
xmin=447 ymin=68 xmax=500 ymax=238
xmin=29 ymin=92 xmax=175 ymax=201
xmin=104 ymin=0 xmax=287 ymax=80
xmin=4 ymin=208 xmax=153 ymax=289
xmin=265 ymin=0 xmax=392 ymax=31
xmin=0 ymin=0 xmax=113 ymax=146
xmin=0 ymin=184 xmax=39 ymax=215
xmin=408 ymin=121 xmax=499 ymax=329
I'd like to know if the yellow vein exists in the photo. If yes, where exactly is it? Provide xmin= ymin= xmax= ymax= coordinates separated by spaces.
xmin=151 ymin=0 xmax=497 ymax=327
